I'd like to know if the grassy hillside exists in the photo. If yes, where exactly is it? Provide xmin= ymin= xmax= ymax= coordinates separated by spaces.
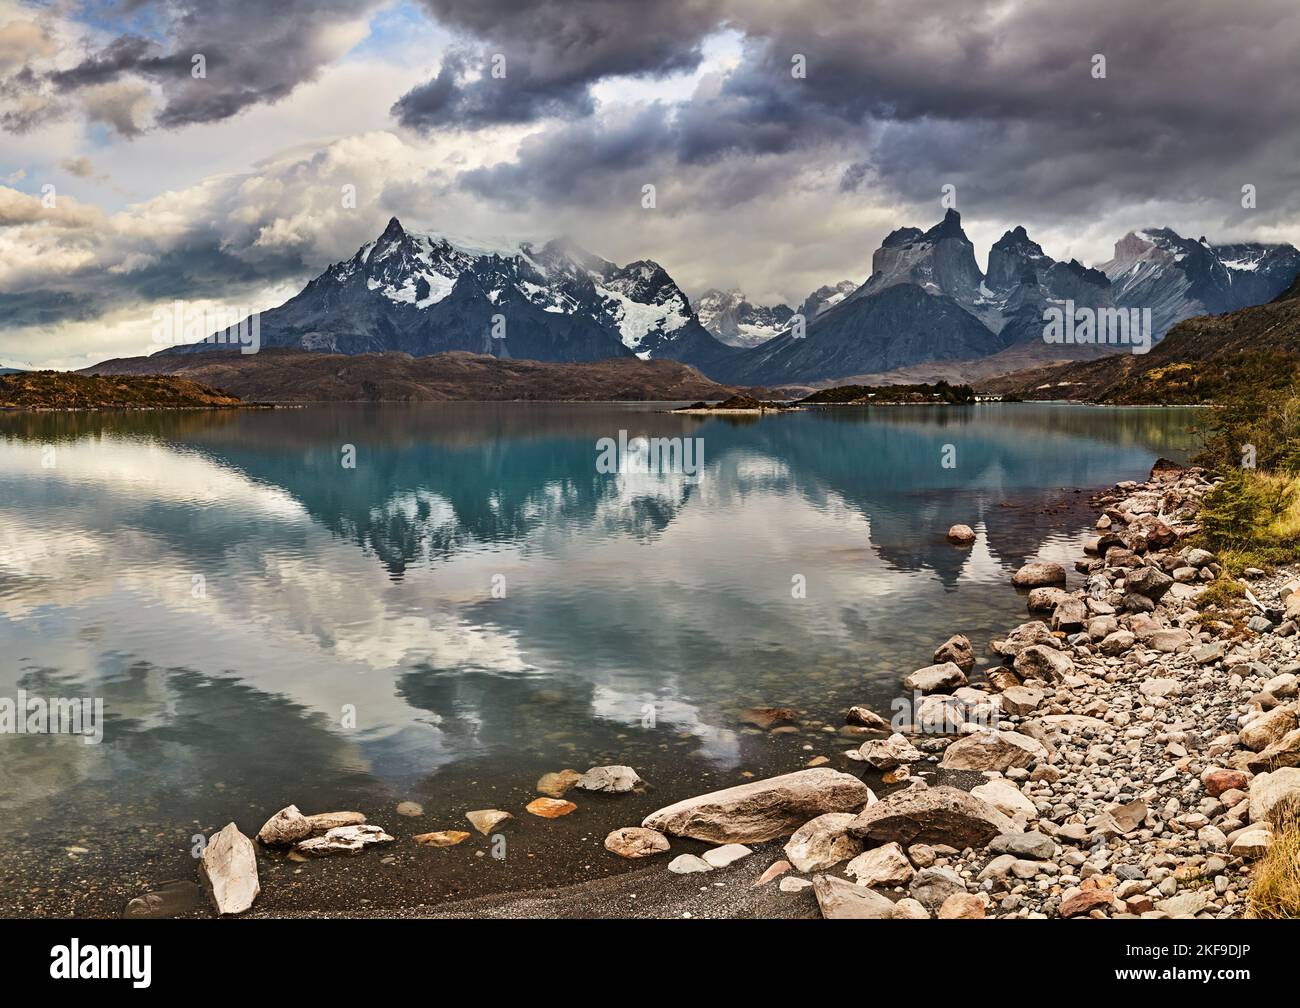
xmin=983 ymin=274 xmax=1300 ymax=403
xmin=1 ymin=372 xmax=246 ymax=410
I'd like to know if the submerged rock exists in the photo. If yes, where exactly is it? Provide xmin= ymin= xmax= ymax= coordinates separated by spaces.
xmin=738 ymin=706 xmax=796 ymax=730
xmin=414 ymin=830 xmax=471 ymax=847
xmin=123 ymin=880 xmax=204 ymax=920
xmin=466 ymin=809 xmax=513 ymax=835
xmin=575 ymin=765 xmax=644 ymax=794
xmin=846 ymin=705 xmax=890 ymax=729
xmin=199 ymin=823 xmax=259 ymax=916
xmin=526 ymin=797 xmax=578 ymax=818
xmin=536 ymin=769 xmax=583 ymax=798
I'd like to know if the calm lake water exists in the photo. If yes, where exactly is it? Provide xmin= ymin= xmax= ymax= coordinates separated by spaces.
xmin=0 ymin=403 xmax=1200 ymax=915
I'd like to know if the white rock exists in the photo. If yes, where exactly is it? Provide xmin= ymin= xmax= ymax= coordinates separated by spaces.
xmin=1249 ymin=767 xmax=1300 ymax=823
xmin=667 ymin=854 xmax=713 ymax=874
xmin=296 ymin=823 xmax=394 ymax=856
xmin=971 ymin=778 xmax=1037 ymax=819
xmin=702 ymin=843 xmax=752 ymax=868
xmin=199 ymin=823 xmax=259 ymax=916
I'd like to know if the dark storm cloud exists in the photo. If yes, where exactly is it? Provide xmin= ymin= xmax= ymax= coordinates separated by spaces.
xmin=393 ymin=0 xmax=725 ymax=130
xmin=3 ymin=224 xmax=313 ymax=331
xmin=10 ymin=0 xmax=387 ymax=133
xmin=47 ymin=34 xmax=163 ymax=89
xmin=392 ymin=48 xmax=595 ymax=128
xmin=442 ymin=0 xmax=1300 ymax=226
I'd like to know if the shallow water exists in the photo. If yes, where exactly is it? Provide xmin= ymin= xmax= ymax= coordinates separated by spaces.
xmin=0 ymin=403 xmax=1199 ymax=915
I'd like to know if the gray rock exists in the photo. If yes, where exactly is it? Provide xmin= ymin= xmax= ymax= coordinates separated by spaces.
xmin=256 ymin=805 xmax=312 ymax=846
xmin=642 ymin=768 xmax=874 ymax=844
xmin=934 ymin=634 xmax=974 ymax=672
xmin=939 ymin=729 xmax=1048 ymax=771
xmin=859 ymin=732 xmax=924 ymax=769
xmin=910 ymin=867 xmax=966 ymax=911
xmin=848 ymin=785 xmax=1015 ymax=849
xmin=1125 ymin=566 xmax=1173 ymax=600
xmin=783 ymin=813 xmax=862 ymax=872
xmin=1013 ymin=644 xmax=1074 ymax=681
xmin=812 ymin=875 xmax=897 ymax=919
xmin=903 ymin=661 xmax=967 ymax=693
xmin=988 ymin=831 xmax=1056 ymax=860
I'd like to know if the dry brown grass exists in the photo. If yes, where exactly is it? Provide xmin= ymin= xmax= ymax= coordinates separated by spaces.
xmin=1245 ymin=804 xmax=1300 ymax=919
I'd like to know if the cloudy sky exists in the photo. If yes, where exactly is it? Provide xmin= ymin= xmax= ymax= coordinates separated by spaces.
xmin=3 ymin=0 xmax=1300 ymax=369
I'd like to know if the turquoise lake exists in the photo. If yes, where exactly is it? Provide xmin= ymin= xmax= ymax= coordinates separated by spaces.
xmin=0 ymin=403 xmax=1200 ymax=914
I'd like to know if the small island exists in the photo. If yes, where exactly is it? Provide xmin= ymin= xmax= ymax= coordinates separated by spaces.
xmin=798 ymin=380 xmax=977 ymax=406
xmin=674 ymin=393 xmax=793 ymax=413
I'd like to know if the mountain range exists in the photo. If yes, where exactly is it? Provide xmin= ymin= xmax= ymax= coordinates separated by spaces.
xmin=694 ymin=280 xmax=857 ymax=347
xmin=982 ymin=272 xmax=1300 ymax=403
xmin=161 ymin=212 xmax=1300 ymax=387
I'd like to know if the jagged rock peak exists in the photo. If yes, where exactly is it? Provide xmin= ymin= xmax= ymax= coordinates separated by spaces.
xmin=924 ymin=207 xmax=967 ymax=240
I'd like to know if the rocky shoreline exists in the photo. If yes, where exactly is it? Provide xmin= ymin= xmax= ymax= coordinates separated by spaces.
xmin=148 ymin=458 xmax=1300 ymax=920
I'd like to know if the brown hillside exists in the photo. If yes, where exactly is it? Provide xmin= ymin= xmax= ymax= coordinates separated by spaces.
xmin=82 ymin=348 xmax=740 ymax=402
